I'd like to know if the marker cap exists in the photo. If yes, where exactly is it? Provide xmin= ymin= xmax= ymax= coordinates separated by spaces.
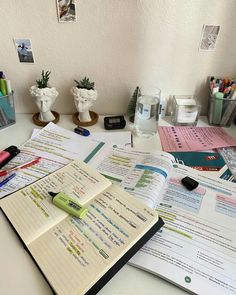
xmin=4 ymin=145 xmax=19 ymax=154
xmin=74 ymin=127 xmax=90 ymax=136
xmin=0 ymin=146 xmax=20 ymax=169
xmin=181 ymin=176 xmax=199 ymax=191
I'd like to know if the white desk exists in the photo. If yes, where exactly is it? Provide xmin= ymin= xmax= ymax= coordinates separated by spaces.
xmin=0 ymin=114 xmax=235 ymax=295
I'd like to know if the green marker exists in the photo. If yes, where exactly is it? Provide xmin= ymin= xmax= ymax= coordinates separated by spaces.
xmin=0 ymin=79 xmax=7 ymax=96
xmin=49 ymin=192 xmax=88 ymax=219
xmin=212 ymin=92 xmax=224 ymax=125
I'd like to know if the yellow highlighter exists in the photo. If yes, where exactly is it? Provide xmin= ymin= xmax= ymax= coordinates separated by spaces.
xmin=48 ymin=192 xmax=88 ymax=219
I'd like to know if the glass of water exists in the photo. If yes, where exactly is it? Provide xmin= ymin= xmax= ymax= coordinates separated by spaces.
xmin=133 ymin=86 xmax=161 ymax=137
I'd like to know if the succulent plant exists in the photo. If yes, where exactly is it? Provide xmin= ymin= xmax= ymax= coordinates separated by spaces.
xmin=74 ymin=77 xmax=95 ymax=90
xmin=36 ymin=70 xmax=51 ymax=88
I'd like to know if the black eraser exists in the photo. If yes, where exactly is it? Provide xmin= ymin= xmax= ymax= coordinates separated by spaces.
xmin=181 ymin=176 xmax=199 ymax=191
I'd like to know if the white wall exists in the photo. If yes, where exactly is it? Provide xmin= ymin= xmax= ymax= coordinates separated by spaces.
xmin=1 ymin=0 xmax=236 ymax=115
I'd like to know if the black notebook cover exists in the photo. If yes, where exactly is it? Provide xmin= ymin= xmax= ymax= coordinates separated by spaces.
xmin=1 ymin=207 xmax=164 ymax=295
xmin=85 ymin=216 xmax=164 ymax=295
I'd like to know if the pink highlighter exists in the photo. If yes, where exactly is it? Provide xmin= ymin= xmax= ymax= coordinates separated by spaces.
xmin=0 ymin=146 xmax=20 ymax=169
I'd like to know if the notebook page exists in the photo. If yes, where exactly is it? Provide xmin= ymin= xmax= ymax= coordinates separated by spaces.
xmin=28 ymin=184 xmax=159 ymax=295
xmin=1 ymin=159 xmax=112 ymax=245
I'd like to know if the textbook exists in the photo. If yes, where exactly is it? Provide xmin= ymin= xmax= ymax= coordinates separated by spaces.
xmin=0 ymin=159 xmax=164 ymax=295
xmin=83 ymin=145 xmax=236 ymax=295
xmin=129 ymin=164 xmax=236 ymax=295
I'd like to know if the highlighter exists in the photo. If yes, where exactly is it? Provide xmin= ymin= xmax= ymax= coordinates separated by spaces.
xmin=0 ymin=79 xmax=7 ymax=96
xmin=212 ymin=92 xmax=224 ymax=125
xmin=74 ymin=126 xmax=90 ymax=136
xmin=0 ymin=146 xmax=20 ymax=169
xmin=48 ymin=192 xmax=88 ymax=219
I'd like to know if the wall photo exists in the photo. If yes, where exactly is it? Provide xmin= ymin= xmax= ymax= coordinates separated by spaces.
xmin=14 ymin=38 xmax=35 ymax=63
xmin=199 ymin=25 xmax=220 ymax=51
xmin=56 ymin=0 xmax=77 ymax=23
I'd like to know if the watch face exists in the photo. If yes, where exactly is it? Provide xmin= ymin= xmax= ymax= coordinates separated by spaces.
xmin=109 ymin=118 xmax=121 ymax=123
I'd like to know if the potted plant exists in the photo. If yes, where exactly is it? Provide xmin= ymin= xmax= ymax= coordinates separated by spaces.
xmin=71 ymin=76 xmax=98 ymax=126
xmin=29 ymin=70 xmax=59 ymax=126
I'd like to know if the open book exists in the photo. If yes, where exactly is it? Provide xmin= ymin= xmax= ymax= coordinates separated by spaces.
xmin=84 ymin=145 xmax=236 ymax=295
xmin=0 ymin=159 xmax=164 ymax=295
xmin=129 ymin=164 xmax=236 ymax=295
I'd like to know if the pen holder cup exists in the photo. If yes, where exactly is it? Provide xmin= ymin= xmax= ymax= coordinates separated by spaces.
xmin=0 ymin=91 xmax=16 ymax=130
xmin=208 ymin=90 xmax=236 ymax=127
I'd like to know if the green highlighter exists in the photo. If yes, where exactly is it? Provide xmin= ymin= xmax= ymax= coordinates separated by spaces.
xmin=49 ymin=192 xmax=88 ymax=219
xmin=212 ymin=92 xmax=224 ymax=125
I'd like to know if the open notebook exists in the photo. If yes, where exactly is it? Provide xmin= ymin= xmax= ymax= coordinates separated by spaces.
xmin=1 ymin=159 xmax=163 ymax=295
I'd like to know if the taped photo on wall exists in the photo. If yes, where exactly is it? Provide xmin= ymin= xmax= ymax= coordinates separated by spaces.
xmin=13 ymin=38 xmax=35 ymax=64
xmin=56 ymin=0 xmax=77 ymax=23
xmin=199 ymin=25 xmax=220 ymax=51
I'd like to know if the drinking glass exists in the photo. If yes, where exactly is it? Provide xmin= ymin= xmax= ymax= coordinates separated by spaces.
xmin=133 ymin=86 xmax=161 ymax=137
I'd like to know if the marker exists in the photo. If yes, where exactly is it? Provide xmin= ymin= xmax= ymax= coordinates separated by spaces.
xmin=48 ymin=192 xmax=88 ymax=219
xmin=5 ymin=79 xmax=12 ymax=95
xmin=0 ymin=173 xmax=16 ymax=188
xmin=74 ymin=126 xmax=90 ymax=136
xmin=212 ymin=92 xmax=224 ymax=125
xmin=0 ymin=78 xmax=7 ymax=96
xmin=0 ymin=146 xmax=20 ymax=169
xmin=181 ymin=176 xmax=199 ymax=191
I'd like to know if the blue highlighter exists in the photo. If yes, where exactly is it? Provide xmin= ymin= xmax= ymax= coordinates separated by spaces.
xmin=74 ymin=126 xmax=90 ymax=136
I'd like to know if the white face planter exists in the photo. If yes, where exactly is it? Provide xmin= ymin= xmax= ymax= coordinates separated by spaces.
xmin=71 ymin=87 xmax=98 ymax=122
xmin=30 ymin=86 xmax=59 ymax=122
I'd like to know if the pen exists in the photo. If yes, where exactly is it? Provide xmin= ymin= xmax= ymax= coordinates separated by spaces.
xmin=0 ymin=173 xmax=16 ymax=188
xmin=48 ymin=191 xmax=88 ymax=219
xmin=0 ymin=157 xmax=42 ymax=177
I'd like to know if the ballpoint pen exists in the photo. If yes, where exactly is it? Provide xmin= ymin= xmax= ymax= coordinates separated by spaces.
xmin=0 ymin=157 xmax=42 ymax=177
xmin=0 ymin=173 xmax=16 ymax=188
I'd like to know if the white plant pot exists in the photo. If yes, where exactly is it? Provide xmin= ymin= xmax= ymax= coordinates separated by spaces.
xmin=71 ymin=86 xmax=98 ymax=122
xmin=29 ymin=85 xmax=59 ymax=122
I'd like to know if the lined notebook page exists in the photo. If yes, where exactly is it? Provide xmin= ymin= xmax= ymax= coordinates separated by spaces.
xmin=1 ymin=159 xmax=112 ymax=245
xmin=1 ymin=188 xmax=67 ymax=245
xmin=28 ymin=185 xmax=159 ymax=295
